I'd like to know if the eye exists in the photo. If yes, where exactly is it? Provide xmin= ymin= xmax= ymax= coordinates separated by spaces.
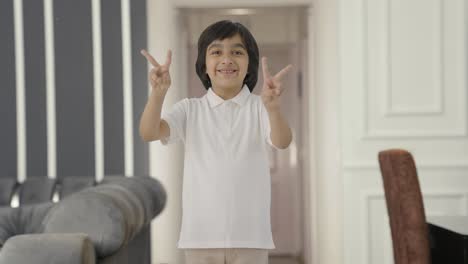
xmin=210 ymin=50 xmax=221 ymax=55
xmin=233 ymin=50 xmax=244 ymax=55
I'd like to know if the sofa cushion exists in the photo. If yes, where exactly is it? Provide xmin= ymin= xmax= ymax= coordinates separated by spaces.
xmin=0 ymin=179 xmax=16 ymax=207
xmin=19 ymin=177 xmax=56 ymax=205
xmin=0 ymin=207 xmax=15 ymax=247
xmin=0 ymin=202 xmax=53 ymax=247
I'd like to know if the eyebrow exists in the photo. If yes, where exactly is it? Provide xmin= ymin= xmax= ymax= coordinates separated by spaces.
xmin=208 ymin=43 xmax=246 ymax=50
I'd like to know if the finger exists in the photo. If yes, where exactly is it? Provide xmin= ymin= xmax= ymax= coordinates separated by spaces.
xmin=151 ymin=68 xmax=158 ymax=79
xmin=266 ymin=78 xmax=274 ymax=89
xmin=274 ymin=64 xmax=293 ymax=81
xmin=263 ymin=88 xmax=275 ymax=97
xmin=155 ymin=66 xmax=164 ymax=76
xmin=150 ymin=68 xmax=157 ymax=78
xmin=159 ymin=65 xmax=169 ymax=74
xmin=261 ymin=57 xmax=271 ymax=79
xmin=275 ymin=82 xmax=286 ymax=95
xmin=141 ymin=49 xmax=160 ymax=67
xmin=149 ymin=72 xmax=156 ymax=82
xmin=272 ymin=79 xmax=282 ymax=89
xmin=164 ymin=49 xmax=172 ymax=68
xmin=270 ymin=89 xmax=278 ymax=97
xmin=267 ymin=89 xmax=275 ymax=97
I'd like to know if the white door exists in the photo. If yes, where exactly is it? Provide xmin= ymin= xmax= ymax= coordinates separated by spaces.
xmin=340 ymin=0 xmax=468 ymax=263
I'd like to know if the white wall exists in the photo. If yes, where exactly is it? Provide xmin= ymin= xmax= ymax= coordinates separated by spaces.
xmin=146 ymin=1 xmax=186 ymax=264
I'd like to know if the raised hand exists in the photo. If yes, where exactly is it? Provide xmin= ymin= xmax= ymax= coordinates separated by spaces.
xmin=260 ymin=57 xmax=292 ymax=113
xmin=141 ymin=49 xmax=172 ymax=97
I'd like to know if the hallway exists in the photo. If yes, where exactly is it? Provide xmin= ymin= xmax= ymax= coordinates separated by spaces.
xmin=270 ymin=256 xmax=301 ymax=264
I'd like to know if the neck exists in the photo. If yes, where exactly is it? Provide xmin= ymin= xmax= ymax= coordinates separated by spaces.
xmin=211 ymin=85 xmax=243 ymax=100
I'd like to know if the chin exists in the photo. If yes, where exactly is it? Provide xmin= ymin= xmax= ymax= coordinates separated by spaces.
xmin=220 ymin=83 xmax=243 ymax=90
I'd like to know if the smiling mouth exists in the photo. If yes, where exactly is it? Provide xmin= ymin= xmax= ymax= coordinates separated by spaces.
xmin=217 ymin=69 xmax=237 ymax=74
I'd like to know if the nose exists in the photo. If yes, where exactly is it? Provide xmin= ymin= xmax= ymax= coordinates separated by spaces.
xmin=221 ymin=54 xmax=234 ymax=64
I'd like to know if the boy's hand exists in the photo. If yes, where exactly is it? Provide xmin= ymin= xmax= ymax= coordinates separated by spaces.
xmin=141 ymin=49 xmax=172 ymax=97
xmin=260 ymin=57 xmax=292 ymax=113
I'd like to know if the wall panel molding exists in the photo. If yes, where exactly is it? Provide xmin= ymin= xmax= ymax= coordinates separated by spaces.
xmin=102 ymin=0 xmax=125 ymax=176
xmin=383 ymin=0 xmax=444 ymax=116
xmin=24 ymin=0 xmax=48 ymax=177
xmin=44 ymin=0 xmax=57 ymax=178
xmin=54 ymin=0 xmax=95 ymax=176
xmin=0 ymin=0 xmax=18 ymax=178
xmin=360 ymin=0 xmax=467 ymax=139
xmin=1 ymin=1 xmax=147 ymax=179
xmin=14 ymin=0 xmax=26 ymax=182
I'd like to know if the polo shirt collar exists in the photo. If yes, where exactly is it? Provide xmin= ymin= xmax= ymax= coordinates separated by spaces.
xmin=207 ymin=84 xmax=251 ymax=108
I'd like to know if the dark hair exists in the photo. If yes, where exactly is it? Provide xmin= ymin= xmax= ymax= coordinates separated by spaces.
xmin=195 ymin=20 xmax=259 ymax=92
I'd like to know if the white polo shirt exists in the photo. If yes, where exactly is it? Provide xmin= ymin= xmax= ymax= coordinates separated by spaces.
xmin=160 ymin=84 xmax=277 ymax=249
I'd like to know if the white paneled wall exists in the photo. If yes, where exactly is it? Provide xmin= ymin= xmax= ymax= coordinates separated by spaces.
xmin=341 ymin=0 xmax=468 ymax=263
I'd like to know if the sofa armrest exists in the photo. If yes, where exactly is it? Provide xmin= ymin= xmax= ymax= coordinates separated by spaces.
xmin=42 ymin=176 xmax=166 ymax=258
xmin=0 ymin=233 xmax=95 ymax=264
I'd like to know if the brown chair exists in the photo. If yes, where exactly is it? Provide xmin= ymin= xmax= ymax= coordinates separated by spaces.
xmin=378 ymin=149 xmax=431 ymax=264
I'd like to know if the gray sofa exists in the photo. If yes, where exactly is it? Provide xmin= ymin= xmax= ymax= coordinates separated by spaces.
xmin=0 ymin=176 xmax=166 ymax=264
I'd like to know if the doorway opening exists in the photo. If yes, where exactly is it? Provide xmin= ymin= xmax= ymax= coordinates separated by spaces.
xmin=179 ymin=7 xmax=310 ymax=264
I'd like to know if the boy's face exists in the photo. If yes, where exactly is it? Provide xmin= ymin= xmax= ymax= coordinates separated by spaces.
xmin=205 ymin=34 xmax=249 ymax=92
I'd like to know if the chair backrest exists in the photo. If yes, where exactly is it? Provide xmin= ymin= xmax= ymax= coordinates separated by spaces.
xmin=378 ymin=149 xmax=430 ymax=264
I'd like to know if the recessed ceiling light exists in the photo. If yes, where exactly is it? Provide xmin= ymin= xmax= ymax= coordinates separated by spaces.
xmin=225 ymin=9 xmax=256 ymax=16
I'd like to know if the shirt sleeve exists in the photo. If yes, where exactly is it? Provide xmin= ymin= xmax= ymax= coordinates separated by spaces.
xmin=259 ymin=99 xmax=281 ymax=150
xmin=160 ymin=98 xmax=188 ymax=145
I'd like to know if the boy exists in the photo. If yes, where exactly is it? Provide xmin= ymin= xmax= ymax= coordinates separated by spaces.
xmin=140 ymin=20 xmax=292 ymax=264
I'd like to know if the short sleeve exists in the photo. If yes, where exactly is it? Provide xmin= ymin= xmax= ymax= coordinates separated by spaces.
xmin=259 ymin=99 xmax=280 ymax=150
xmin=160 ymin=98 xmax=189 ymax=145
